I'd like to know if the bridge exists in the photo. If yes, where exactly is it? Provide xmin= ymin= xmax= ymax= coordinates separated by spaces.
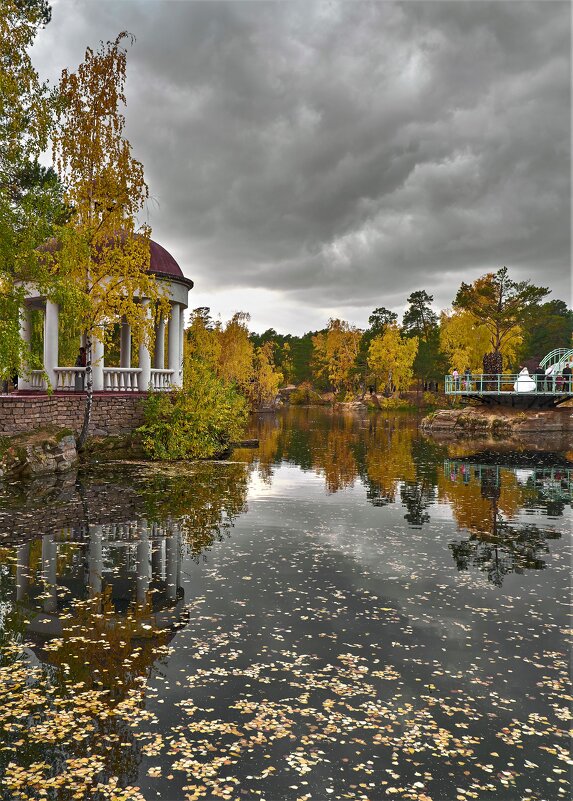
xmin=444 ymin=348 xmax=573 ymax=407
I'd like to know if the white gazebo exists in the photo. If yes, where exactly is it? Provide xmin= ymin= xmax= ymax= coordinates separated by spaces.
xmin=17 ymin=239 xmax=193 ymax=393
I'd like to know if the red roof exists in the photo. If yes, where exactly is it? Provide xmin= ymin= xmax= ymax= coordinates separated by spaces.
xmin=149 ymin=239 xmax=183 ymax=278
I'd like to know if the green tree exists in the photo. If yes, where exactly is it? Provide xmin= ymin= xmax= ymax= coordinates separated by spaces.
xmin=453 ymin=267 xmax=550 ymax=356
xmin=402 ymin=290 xmax=445 ymax=386
xmin=52 ymin=33 xmax=169 ymax=446
xmin=0 ymin=0 xmax=58 ymax=381
xmin=519 ymin=299 xmax=573 ymax=360
xmin=402 ymin=291 xmax=438 ymax=340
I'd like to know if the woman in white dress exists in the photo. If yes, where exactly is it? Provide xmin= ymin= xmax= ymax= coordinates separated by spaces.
xmin=514 ymin=367 xmax=536 ymax=393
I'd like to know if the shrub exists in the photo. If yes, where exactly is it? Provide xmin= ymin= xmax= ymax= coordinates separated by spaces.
xmin=289 ymin=381 xmax=328 ymax=406
xmin=137 ymin=360 xmax=249 ymax=460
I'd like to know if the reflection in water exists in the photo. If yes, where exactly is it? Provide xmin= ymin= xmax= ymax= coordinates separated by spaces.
xmin=443 ymin=459 xmax=566 ymax=585
xmin=0 ymin=410 xmax=571 ymax=800
xmin=0 ymin=461 xmax=251 ymax=799
xmin=237 ymin=410 xmax=570 ymax=584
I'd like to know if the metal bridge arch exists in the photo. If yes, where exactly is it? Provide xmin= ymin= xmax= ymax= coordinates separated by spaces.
xmin=539 ymin=348 xmax=573 ymax=373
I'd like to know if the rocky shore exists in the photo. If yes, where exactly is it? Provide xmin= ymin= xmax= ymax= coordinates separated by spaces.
xmin=0 ymin=427 xmax=78 ymax=478
xmin=421 ymin=406 xmax=573 ymax=446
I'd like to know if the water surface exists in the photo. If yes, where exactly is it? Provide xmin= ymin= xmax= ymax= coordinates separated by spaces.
xmin=0 ymin=409 xmax=571 ymax=801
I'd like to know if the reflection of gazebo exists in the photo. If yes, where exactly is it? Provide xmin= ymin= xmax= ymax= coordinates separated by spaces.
xmin=18 ymin=239 xmax=193 ymax=393
xmin=14 ymin=521 xmax=186 ymax=638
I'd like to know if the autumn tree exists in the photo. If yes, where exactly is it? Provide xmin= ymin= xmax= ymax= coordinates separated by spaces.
xmin=312 ymin=318 xmax=361 ymax=394
xmin=453 ymin=267 xmax=549 ymax=357
xmin=52 ymin=33 xmax=169 ymax=446
xmin=248 ymin=341 xmax=283 ymax=407
xmin=217 ymin=312 xmax=255 ymax=391
xmin=356 ymin=307 xmax=398 ymax=389
xmin=367 ymin=325 xmax=418 ymax=395
xmin=440 ymin=309 xmax=522 ymax=373
xmin=279 ymin=342 xmax=295 ymax=384
xmin=186 ymin=306 xmax=222 ymax=371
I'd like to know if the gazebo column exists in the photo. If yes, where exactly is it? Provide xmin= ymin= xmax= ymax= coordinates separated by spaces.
xmin=92 ymin=334 xmax=105 ymax=392
xmin=136 ymin=521 xmax=151 ymax=605
xmin=88 ymin=524 xmax=103 ymax=598
xmin=168 ymin=303 xmax=182 ymax=387
xmin=165 ymin=525 xmax=179 ymax=602
xmin=18 ymin=306 xmax=33 ymax=390
xmin=179 ymin=309 xmax=185 ymax=385
xmin=154 ymin=316 xmax=166 ymax=369
xmin=120 ymin=317 xmax=131 ymax=368
xmin=43 ymin=299 xmax=59 ymax=390
xmin=138 ymin=300 xmax=152 ymax=391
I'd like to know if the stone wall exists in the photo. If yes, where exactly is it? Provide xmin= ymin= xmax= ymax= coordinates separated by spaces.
xmin=0 ymin=393 xmax=146 ymax=436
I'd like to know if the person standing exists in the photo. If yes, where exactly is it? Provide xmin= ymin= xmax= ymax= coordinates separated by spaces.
xmin=452 ymin=369 xmax=459 ymax=391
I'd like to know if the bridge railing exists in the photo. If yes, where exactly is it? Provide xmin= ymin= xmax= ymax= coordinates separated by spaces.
xmin=445 ymin=373 xmax=573 ymax=395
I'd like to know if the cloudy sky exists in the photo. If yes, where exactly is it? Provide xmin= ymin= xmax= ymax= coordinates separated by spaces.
xmin=32 ymin=0 xmax=571 ymax=334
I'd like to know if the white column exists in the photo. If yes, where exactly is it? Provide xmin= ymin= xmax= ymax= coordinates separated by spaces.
xmin=92 ymin=334 xmax=104 ymax=392
xmin=152 ymin=536 xmax=166 ymax=582
xmin=138 ymin=301 xmax=152 ymax=391
xmin=120 ymin=318 xmax=131 ymax=368
xmin=165 ymin=526 xmax=178 ymax=602
xmin=179 ymin=309 xmax=185 ymax=386
xmin=16 ymin=543 xmax=30 ymax=601
xmin=43 ymin=299 xmax=59 ymax=390
xmin=168 ymin=303 xmax=181 ymax=388
xmin=154 ymin=316 xmax=166 ymax=369
xmin=18 ymin=306 xmax=33 ymax=390
xmin=136 ymin=521 xmax=151 ymax=605
xmin=88 ymin=525 xmax=103 ymax=597
xmin=42 ymin=534 xmax=57 ymax=613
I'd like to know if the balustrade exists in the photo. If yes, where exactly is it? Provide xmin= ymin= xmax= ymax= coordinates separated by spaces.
xmin=103 ymin=367 xmax=141 ymax=392
xmin=30 ymin=370 xmax=47 ymax=390
xmin=54 ymin=367 xmax=85 ymax=391
xmin=150 ymin=368 xmax=174 ymax=391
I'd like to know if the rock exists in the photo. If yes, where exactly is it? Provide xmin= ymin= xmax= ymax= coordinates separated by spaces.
xmin=0 ymin=427 xmax=78 ymax=479
xmin=421 ymin=406 xmax=573 ymax=445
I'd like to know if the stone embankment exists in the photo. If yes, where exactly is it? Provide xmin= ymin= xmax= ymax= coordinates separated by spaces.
xmin=421 ymin=407 xmax=573 ymax=444
xmin=0 ymin=427 xmax=78 ymax=479
xmin=0 ymin=394 xmax=145 ymax=436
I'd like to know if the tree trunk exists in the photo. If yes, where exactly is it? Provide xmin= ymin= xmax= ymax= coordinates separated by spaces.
xmin=77 ymin=337 xmax=93 ymax=450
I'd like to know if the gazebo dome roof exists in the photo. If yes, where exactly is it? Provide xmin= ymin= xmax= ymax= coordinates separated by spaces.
xmin=149 ymin=239 xmax=183 ymax=278
xmin=38 ymin=235 xmax=193 ymax=288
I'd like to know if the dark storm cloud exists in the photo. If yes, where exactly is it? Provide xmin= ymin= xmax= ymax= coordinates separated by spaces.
xmin=35 ymin=1 xmax=570 ymax=329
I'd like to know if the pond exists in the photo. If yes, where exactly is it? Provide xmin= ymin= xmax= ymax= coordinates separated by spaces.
xmin=0 ymin=408 xmax=571 ymax=801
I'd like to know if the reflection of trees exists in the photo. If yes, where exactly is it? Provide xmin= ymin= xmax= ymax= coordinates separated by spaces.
xmin=0 ymin=460 xmax=250 ymax=559
xmin=362 ymin=417 xmax=417 ymax=505
xmin=443 ymin=462 xmax=563 ymax=586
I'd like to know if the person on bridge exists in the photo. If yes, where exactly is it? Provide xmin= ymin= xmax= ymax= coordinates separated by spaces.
xmin=563 ymin=363 xmax=572 ymax=392
xmin=535 ymin=364 xmax=545 ymax=392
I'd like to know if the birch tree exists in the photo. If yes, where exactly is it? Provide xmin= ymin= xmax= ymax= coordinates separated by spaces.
xmin=52 ymin=33 xmax=168 ymax=446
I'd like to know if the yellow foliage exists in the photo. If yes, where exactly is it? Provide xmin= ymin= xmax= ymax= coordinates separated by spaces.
xmin=51 ymin=34 xmax=169 ymax=358
xmin=249 ymin=342 xmax=283 ymax=407
xmin=440 ymin=309 xmax=523 ymax=373
xmin=367 ymin=326 xmax=418 ymax=392
xmin=312 ymin=319 xmax=361 ymax=393
xmin=217 ymin=312 xmax=255 ymax=391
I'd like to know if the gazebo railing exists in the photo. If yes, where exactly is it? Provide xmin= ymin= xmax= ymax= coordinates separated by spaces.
xmin=55 ymin=367 xmax=85 ymax=391
xmin=445 ymin=373 xmax=573 ymax=395
xmin=150 ymin=369 xmax=174 ymax=391
xmin=30 ymin=370 xmax=47 ymax=390
xmin=103 ymin=367 xmax=141 ymax=392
